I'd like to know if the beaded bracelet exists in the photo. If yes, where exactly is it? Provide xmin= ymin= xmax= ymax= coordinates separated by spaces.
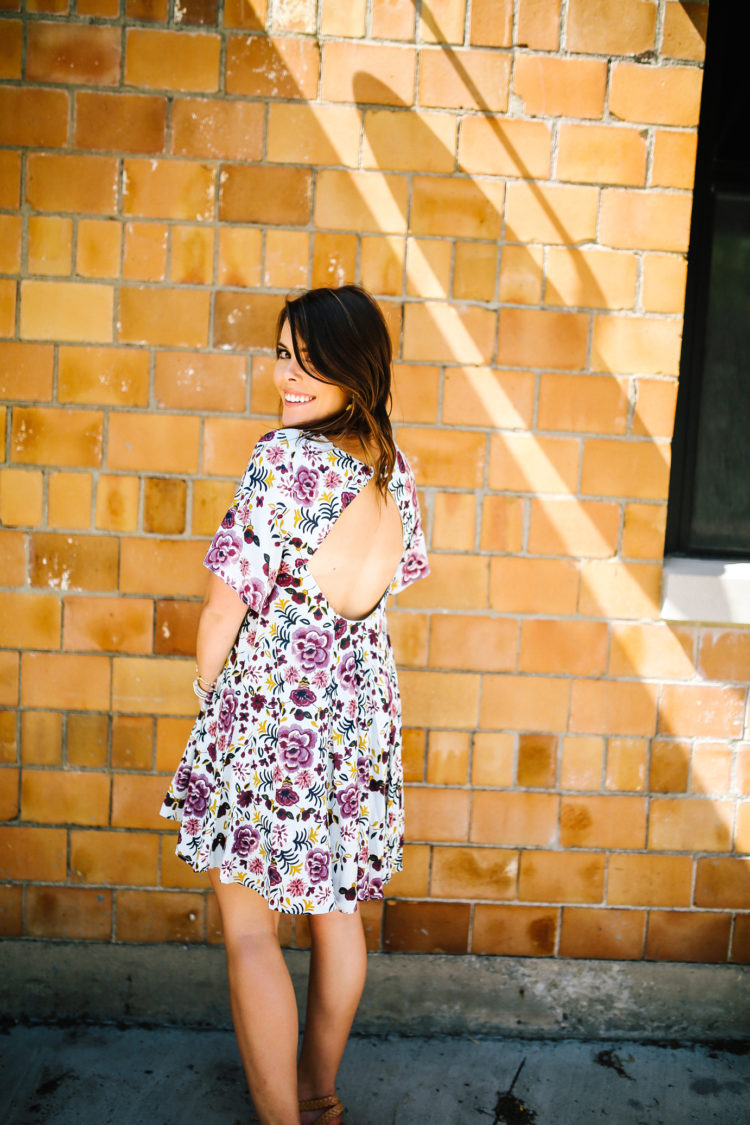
xmin=193 ymin=666 xmax=216 ymax=701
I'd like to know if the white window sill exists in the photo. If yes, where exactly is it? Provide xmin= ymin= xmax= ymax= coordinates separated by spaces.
xmin=661 ymin=557 xmax=750 ymax=626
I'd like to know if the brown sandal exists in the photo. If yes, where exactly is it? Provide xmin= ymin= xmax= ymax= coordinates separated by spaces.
xmin=299 ymin=1093 xmax=345 ymax=1124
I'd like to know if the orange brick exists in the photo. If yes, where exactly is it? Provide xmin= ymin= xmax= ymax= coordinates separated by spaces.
xmin=736 ymin=802 xmax=750 ymax=853
xmin=431 ymin=846 xmax=518 ymax=900
xmin=263 ymin=230 xmax=309 ymax=290
xmin=0 ymin=592 xmax=60 ymax=649
xmin=26 ymin=886 xmax=112 ymax=940
xmin=520 ymin=851 xmax=605 ymax=904
xmin=404 ymin=786 xmax=470 ymax=842
xmin=66 ymin=712 xmax=108 ymax=767
xmin=202 ymin=418 xmax=269 ymax=475
xmin=322 ymin=42 xmax=415 ymax=103
xmin=225 ymin=34 xmax=318 ymax=99
xmin=610 ymin=624 xmax=694 ymax=679
xmin=22 ymin=768 xmax=109 ymax=825
xmin=605 ymin=737 xmax=647 ymax=792
xmin=471 ymin=731 xmax=514 ymax=787
xmin=371 ymin=0 xmax=416 ymax=39
xmin=0 ymin=825 xmax=66 ymax=880
xmin=490 ymin=557 xmax=579 ymax=615
xmin=480 ymin=495 xmax=524 ymax=553
xmin=171 ymin=97 xmax=263 ymax=160
xmin=622 ymin=502 xmax=667 ymax=559
xmin=121 ymin=539 xmax=207 ymax=598
xmin=560 ymin=736 xmax=604 ymax=790
xmin=538 ymin=373 xmax=628 ymax=435
xmin=662 ymin=1 xmax=708 ymax=61
xmin=76 ymin=219 xmax=121 ymax=279
xmin=411 ymin=177 xmax=504 ymax=238
xmin=736 ymin=747 xmax=750 ymax=797
xmin=700 ymin=631 xmax=750 ymax=684
xmin=11 ymin=406 xmax=103 ymax=468
xmin=561 ymin=794 xmax=646 ymax=849
xmin=399 ymin=670 xmax=480 ymax=729
xmin=479 ymin=674 xmax=570 ymax=732
xmin=469 ymin=0 xmax=512 ymax=44
xmin=21 ymin=653 xmax=110 ymax=709
xmin=517 ymin=0 xmax=561 ymax=48
xmin=0 ymin=766 xmax=18 ymax=820
xmin=560 ymin=907 xmax=645 ymax=959
xmin=321 ymin=0 xmax=365 ymax=35
xmin=0 ymin=88 xmax=68 ymax=148
xmin=658 ymin=685 xmax=746 ymax=739
xmin=160 ymin=837 xmax=210 ymax=889
xmin=384 ymin=900 xmax=470 ymax=954
xmin=405 ymin=238 xmax=452 ymax=298
xmin=126 ymin=0 xmax=167 ymax=17
xmin=431 ymin=492 xmax=475 ymax=550
xmin=695 ymin=858 xmax=750 ymax=909
xmin=472 ymin=903 xmax=557 ymax=956
xmin=315 ymin=170 xmax=407 ymax=234
xmin=567 ymin=0 xmax=656 ymax=55
xmin=429 ymin=615 xmax=516 ymax=673
xmin=419 ymin=0 xmax=466 ymax=43
xmin=214 ymin=293 xmax=284 ymax=353
xmin=270 ymin=0 xmax=315 ymax=31
xmin=71 ymin=829 xmax=157 ymax=885
xmin=426 ymin=730 xmax=469 ymax=785
xmin=0 ymin=279 xmax=15 ymax=336
xmin=641 ymin=253 xmax=688 ymax=314
xmin=116 ymin=889 xmax=204 ymax=942
xmin=125 ymin=28 xmax=220 ymax=91
xmin=0 ymin=345 xmax=52 ymax=403
xmin=732 ymin=915 xmax=750 ymax=964
xmin=600 ymin=190 xmax=692 ymax=252
xmin=632 ymin=378 xmax=678 ymax=438
xmin=396 ymin=427 xmax=485 ymax=488
xmin=610 ymin=63 xmax=702 ymax=128
xmin=579 ymin=560 xmax=662 ymax=619
xmin=595 ymin=316 xmax=682 ymax=377
xmin=0 ymin=18 xmax=21 ymax=78
xmin=519 ymin=619 xmax=608 ymax=676
xmin=401 ymin=728 xmax=426 ymax=783
xmin=608 ymin=853 xmax=692 ymax=907
xmin=0 ymin=713 xmax=16 ymax=765
xmin=517 ymin=732 xmax=557 ymax=787
xmin=217 ymin=227 xmax=262 ymax=289
xmin=154 ymin=352 xmax=245 ymax=413
xmin=0 ymin=152 xmax=20 ymax=209
xmin=221 ymin=165 xmax=311 ymax=226
xmin=111 ymin=773 xmax=174 ymax=830
xmin=391 ymin=364 xmax=440 ymax=425
xmin=118 ymin=287 xmax=209 ymax=348
xmin=404 ymin=300 xmax=496 ymax=363
xmin=581 ymin=437 xmax=670 ymax=500
xmin=651 ymin=130 xmax=698 ymax=190
xmin=21 ymin=711 xmax=63 ymax=766
xmin=0 ymin=885 xmax=22 ymax=937
xmin=690 ymin=745 xmax=732 ymax=796
xmin=528 ymin=498 xmax=619 ymax=559
xmin=268 ymin=103 xmax=360 ymax=167
xmin=144 ymin=477 xmax=186 ymax=534
xmin=499 ymin=308 xmax=589 ymax=370
xmin=646 ymin=911 xmax=730 ymax=963
xmin=383 ymin=843 xmax=429 ymax=898
xmin=443 ymin=368 xmax=533 ymax=429
xmin=453 ymin=241 xmax=498 ymax=302
xmin=459 ymin=117 xmax=551 ymax=178
xmin=490 ymin=432 xmax=580 ymax=492
xmin=122 ymin=221 xmax=167 ymax=282
xmin=192 ymin=479 xmax=235 ymax=537
xmin=63 ymin=596 xmax=152 ymax=654
xmin=0 ymin=214 xmax=20 ymax=273
xmin=154 ymin=600 xmax=201 ymax=658
xmin=649 ymin=797 xmax=732 ymax=853
xmin=570 ymin=679 xmax=658 ymax=736
xmin=27 ymin=22 xmax=120 ymax=85
xmin=498 ymin=244 xmax=543 ymax=305
xmin=312 ymin=232 xmax=357 ymax=290
xmin=0 ymin=651 xmax=19 ymax=707
xmin=122 ymin=158 xmax=215 ymax=221
xmin=75 ymin=91 xmax=165 ymax=154
xmin=113 ymin=655 xmax=195 ymax=717
xmin=26 ymin=154 xmax=117 ymax=214
xmin=0 ymin=469 xmax=44 ymax=527
xmin=546 ymin=249 xmax=638 ymax=312
xmin=58 ymin=347 xmax=148 ymax=408
xmin=557 ymin=123 xmax=646 ymax=186
xmin=513 ymin=55 xmax=606 ymax=119
xmin=170 ymin=225 xmax=214 ymax=285
xmin=505 ymin=182 xmax=598 ymax=245
xmin=112 ymin=714 xmax=153 ymax=769
xmin=154 ymin=716 xmax=193 ymax=772
xmin=20 ymin=281 xmax=113 ymax=344
xmin=78 ymin=0 xmax=121 ymax=12
xmin=418 ymin=47 xmax=509 ymax=110
xmin=94 ymin=475 xmax=139 ymax=533
xmin=399 ymin=555 xmax=488 ymax=611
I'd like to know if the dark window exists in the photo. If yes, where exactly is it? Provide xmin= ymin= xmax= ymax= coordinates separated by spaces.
xmin=665 ymin=2 xmax=750 ymax=558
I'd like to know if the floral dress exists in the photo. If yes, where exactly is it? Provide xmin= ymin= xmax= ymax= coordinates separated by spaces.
xmin=160 ymin=427 xmax=429 ymax=914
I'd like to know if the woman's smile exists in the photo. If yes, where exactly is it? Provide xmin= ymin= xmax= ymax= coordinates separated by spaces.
xmin=274 ymin=321 xmax=349 ymax=426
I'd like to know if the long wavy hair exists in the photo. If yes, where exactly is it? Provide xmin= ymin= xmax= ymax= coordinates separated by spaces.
xmin=277 ymin=286 xmax=397 ymax=496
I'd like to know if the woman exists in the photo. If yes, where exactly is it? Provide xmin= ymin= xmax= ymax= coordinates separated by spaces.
xmin=161 ymin=285 xmax=429 ymax=1125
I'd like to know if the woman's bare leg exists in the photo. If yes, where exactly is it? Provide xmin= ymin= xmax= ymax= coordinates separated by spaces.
xmin=297 ymin=908 xmax=367 ymax=1124
xmin=209 ymin=870 xmax=300 ymax=1125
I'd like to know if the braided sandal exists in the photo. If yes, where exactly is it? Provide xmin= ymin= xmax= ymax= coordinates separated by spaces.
xmin=299 ymin=1093 xmax=345 ymax=1124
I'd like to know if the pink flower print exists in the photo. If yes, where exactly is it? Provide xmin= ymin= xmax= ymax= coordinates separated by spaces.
xmin=336 ymin=783 xmax=359 ymax=819
xmin=276 ymin=784 xmax=299 ymax=806
xmin=184 ymin=816 xmax=201 ymax=836
xmin=312 ymin=669 xmax=329 ymax=689
xmin=305 ymin=847 xmax=330 ymax=885
xmin=323 ymin=469 xmax=342 ymax=489
xmin=248 ymin=857 xmax=264 ymax=874
xmin=401 ymin=548 xmax=429 ymax=584
xmin=231 ymin=825 xmax=260 ymax=857
xmin=296 ymin=768 xmax=313 ymax=788
xmin=291 ymin=625 xmax=332 ymax=672
xmin=240 ymin=577 xmax=266 ymax=613
xmin=278 ymin=724 xmax=317 ymax=772
xmin=340 ymin=490 xmax=356 ymax=510
xmin=184 ymin=774 xmax=212 ymax=819
xmin=218 ymin=689 xmax=237 ymax=732
xmin=266 ymin=443 xmax=284 ymax=465
xmin=291 ymin=465 xmax=320 ymax=505
xmin=273 ymin=766 xmax=284 ymax=783
xmin=336 ymin=652 xmax=358 ymax=693
xmin=290 ymin=687 xmax=316 ymax=707
xmin=174 ymin=763 xmax=192 ymax=792
xmin=288 ymin=877 xmax=306 ymax=897
xmin=205 ymin=530 xmax=242 ymax=569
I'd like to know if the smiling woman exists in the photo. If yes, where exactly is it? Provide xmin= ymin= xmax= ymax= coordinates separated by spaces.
xmin=159 ymin=285 xmax=429 ymax=1125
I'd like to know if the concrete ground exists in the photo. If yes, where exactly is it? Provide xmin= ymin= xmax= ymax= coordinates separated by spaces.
xmin=1 ymin=1023 xmax=749 ymax=1125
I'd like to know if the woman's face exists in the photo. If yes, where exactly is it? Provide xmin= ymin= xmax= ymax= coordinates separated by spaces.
xmin=274 ymin=321 xmax=350 ymax=428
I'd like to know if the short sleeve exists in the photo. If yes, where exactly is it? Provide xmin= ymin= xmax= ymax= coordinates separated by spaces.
xmin=204 ymin=433 xmax=285 ymax=614
xmin=390 ymin=459 xmax=430 ymax=595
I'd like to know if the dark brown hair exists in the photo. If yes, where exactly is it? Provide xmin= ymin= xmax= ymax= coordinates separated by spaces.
xmin=277 ymin=285 xmax=396 ymax=495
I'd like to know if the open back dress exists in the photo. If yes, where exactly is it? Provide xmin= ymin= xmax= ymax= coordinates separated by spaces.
xmin=160 ymin=427 xmax=429 ymax=914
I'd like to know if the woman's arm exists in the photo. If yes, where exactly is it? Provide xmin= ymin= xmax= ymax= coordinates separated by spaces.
xmin=196 ymin=572 xmax=249 ymax=686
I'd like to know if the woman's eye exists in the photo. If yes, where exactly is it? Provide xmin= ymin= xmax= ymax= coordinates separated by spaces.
xmin=276 ymin=347 xmax=290 ymax=359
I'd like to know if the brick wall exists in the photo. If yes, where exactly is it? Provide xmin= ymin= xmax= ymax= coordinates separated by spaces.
xmin=2 ymin=0 xmax=748 ymax=964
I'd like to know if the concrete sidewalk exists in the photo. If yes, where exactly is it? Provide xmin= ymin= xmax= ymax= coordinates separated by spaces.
xmin=2 ymin=1023 xmax=749 ymax=1124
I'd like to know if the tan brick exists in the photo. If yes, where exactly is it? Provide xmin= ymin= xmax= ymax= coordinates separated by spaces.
xmin=402 ymin=728 xmax=426 ymax=783
xmin=404 ymin=787 xmax=470 ymax=842
xmin=622 ymin=502 xmax=667 ymax=560
xmin=125 ymin=0 xmax=168 ymax=17
xmin=399 ymin=670 xmax=480 ymax=729
xmin=21 ymin=653 xmax=110 ymax=710
xmin=498 ymin=244 xmax=543 ymax=305
xmin=429 ymin=615 xmax=516 ymax=673
xmin=520 ymin=851 xmax=605 ymax=904
xmin=0 ymin=279 xmax=15 ymax=336
xmin=26 ymin=154 xmax=117 ymax=214
xmin=267 ymin=103 xmax=359 ymax=168
xmin=579 ymin=560 xmax=661 ymax=618
xmin=501 ymin=307 xmax=590 ymax=371
xmin=690 ymin=745 xmax=732 ymax=797
xmin=453 ymin=241 xmax=498 ymax=302
xmin=125 ymin=28 xmax=220 ymax=91
xmin=0 ymin=214 xmax=20 ymax=273
xmin=385 ymin=844 xmax=430 ymax=899
xmin=143 ymin=477 xmax=186 ymax=534
xmin=505 ymin=182 xmax=598 ymax=244
xmin=322 ymin=42 xmax=415 ymax=104
xmin=610 ymin=623 xmax=694 ymax=679
xmin=383 ymin=900 xmax=470 ymax=954
xmin=225 ymin=34 xmax=319 ymax=99
xmin=645 ymin=735 xmax=687 ymax=794
xmin=736 ymin=802 xmax=750 ymax=854
xmin=0 ymin=651 xmax=19 ymax=708
xmin=71 ymin=829 xmax=158 ymax=886
xmin=418 ymin=47 xmax=510 ymax=110
xmin=155 ymin=716 xmax=194 ymax=772
xmin=547 ymin=248 xmax=638 ymax=312
xmin=642 ymin=253 xmax=688 ymax=314
xmin=399 ymin=554 xmax=488 ymax=610
xmin=0 ymin=825 xmax=65 ymax=881
xmin=28 ymin=532 xmax=117 ymax=593
xmin=517 ymin=0 xmax=561 ymax=49
xmin=443 ymin=367 xmax=533 ymax=429
xmin=263 ymin=229 xmax=309 ymax=290
xmin=0 ymin=88 xmax=68 ymax=148
xmin=107 ymin=412 xmax=199 ymax=473
xmin=0 ymin=592 xmax=60 ymax=649
xmin=122 ymin=222 xmax=167 ymax=282
xmin=600 ymin=190 xmax=692 ymax=252
xmin=22 ymin=769 xmax=109 ymax=825
xmin=459 ymin=117 xmax=551 ymax=178
xmin=11 ymin=407 xmax=102 ymax=468
xmin=113 ymin=656 xmax=194 ymax=716
xmin=560 ymin=737 xmax=604 ymax=791
xmin=605 ymin=738 xmax=647 ymax=793
xmin=0 ymin=469 xmax=43 ymax=528
xmin=479 ymin=675 xmax=570 ymax=732
xmin=538 ymin=373 xmax=628 ymax=435
xmin=469 ymin=0 xmax=512 ymax=45
xmin=216 ymin=228 xmax=262 ymax=290
xmin=610 ymin=63 xmax=703 ymax=127
xmin=480 ymin=495 xmax=524 ymax=553
xmin=569 ymin=679 xmax=658 ymax=736
xmin=695 ymin=858 xmax=750 ymax=910
xmin=21 ymin=711 xmax=62 ymax=766
xmin=516 ymin=732 xmax=557 ymax=787
xmin=649 ymin=797 xmax=732 ymax=853
xmin=26 ymin=886 xmax=112 ymax=941
xmin=28 ymin=22 xmax=120 ymax=85
xmin=364 ymin=109 xmax=457 ymax=173
xmin=0 ymin=152 xmax=20 ymax=209
xmin=192 ymin=479 xmax=235 ymax=537
xmin=0 ymin=766 xmax=18 ymax=821
xmin=113 ymin=715 xmax=152 ymax=769
xmin=559 ymin=907 xmax=645 ymax=960
xmin=171 ymin=97 xmax=263 ymax=160
xmin=386 ymin=610 xmax=429 ymax=668
xmin=431 ymin=492 xmax=476 ymax=551
xmin=153 ymin=352 xmax=245 ymax=413
xmin=357 ymin=235 xmax=403 ymax=297
xmin=431 ymin=846 xmax=518 ymax=900
xmin=659 ymin=685 xmax=745 ymax=739
xmin=520 ymin=619 xmax=608 ymax=676
xmin=608 ymin=853 xmax=692 ymax=907
xmin=426 ymin=730 xmax=470 ymax=785
xmin=566 ymin=0 xmax=657 ymax=56
xmin=63 ymin=596 xmax=152 ymax=654
xmin=471 ymin=732 xmax=514 ymax=788
xmin=66 ymin=712 xmax=108 ymax=768
xmin=118 ymin=287 xmax=209 ymax=348
xmin=557 ymin=123 xmax=647 ymax=186
xmin=0 ymin=345 xmax=54 ymax=404
xmin=160 ymin=837 xmax=211 ymax=889
xmin=20 ymin=282 xmax=113 ymax=344
xmin=27 ymin=216 xmax=72 ymax=277
xmin=202 ymin=418 xmax=269 ymax=475
xmin=122 ymin=158 xmax=215 ymax=221
xmin=732 ymin=916 xmax=750 ymax=964
xmin=646 ymin=911 xmax=730 ymax=964
xmin=490 ymin=557 xmax=579 ymax=615
xmin=76 ymin=219 xmax=121 ymax=280
xmin=390 ymin=365 xmax=439 ymax=425
xmin=116 ymin=889 xmax=204 ymax=942
xmin=662 ymin=1 xmax=708 ymax=61
xmin=513 ymin=55 xmax=606 ymax=119
xmin=59 ymin=348 xmax=146 ymax=409
xmin=315 ymin=170 xmax=407 ymax=234
xmin=472 ymin=903 xmax=557 ymax=956
xmin=169 ymin=225 xmax=214 ymax=285
xmin=419 ymin=0 xmax=467 ymax=44
xmin=95 ymin=475 xmax=139 ymax=533
xmin=632 ymin=378 xmax=678 ymax=438
xmin=561 ymin=795 xmax=646 ymax=849
xmin=120 ymin=539 xmax=207 ymax=597
xmin=699 ymin=631 xmax=750 ymax=684
xmin=371 ymin=0 xmax=416 ymax=39
xmin=403 ymin=302 xmax=496 ymax=363
xmin=312 ymin=232 xmax=357 ymax=291
xmin=221 ymin=165 xmax=311 ymax=226
xmin=581 ymin=438 xmax=670 ymax=499
xmin=651 ymin=130 xmax=698 ymax=190
xmin=74 ymin=91 xmax=166 ymax=154
xmin=490 ymin=432 xmax=580 ymax=492
xmin=321 ymin=0 xmax=365 ymax=35
xmin=397 ymin=427 xmax=485 ymax=488
xmin=528 ymin=498 xmax=619 ymax=558
xmin=411 ymin=176 xmax=504 ymax=238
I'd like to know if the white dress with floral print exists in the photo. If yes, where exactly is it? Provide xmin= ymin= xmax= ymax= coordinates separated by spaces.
xmin=160 ymin=428 xmax=429 ymax=914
